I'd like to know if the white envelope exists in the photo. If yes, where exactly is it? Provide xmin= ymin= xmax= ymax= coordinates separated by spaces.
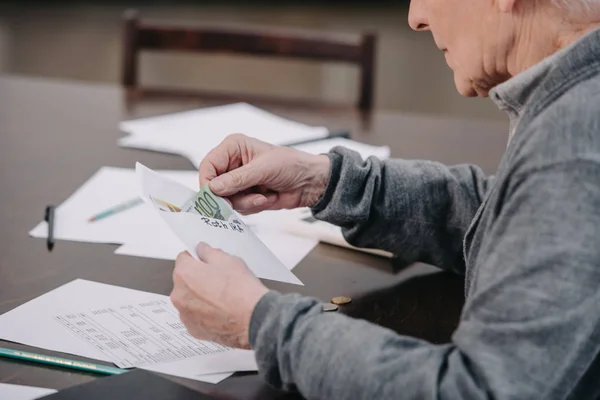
xmin=136 ymin=163 xmax=303 ymax=286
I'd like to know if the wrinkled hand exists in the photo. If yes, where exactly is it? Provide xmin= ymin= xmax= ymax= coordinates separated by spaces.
xmin=199 ymin=134 xmax=331 ymax=214
xmin=170 ymin=242 xmax=269 ymax=349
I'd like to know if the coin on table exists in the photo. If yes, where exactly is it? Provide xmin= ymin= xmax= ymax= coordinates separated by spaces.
xmin=322 ymin=303 xmax=339 ymax=312
xmin=322 ymin=303 xmax=338 ymax=312
xmin=330 ymin=296 xmax=352 ymax=305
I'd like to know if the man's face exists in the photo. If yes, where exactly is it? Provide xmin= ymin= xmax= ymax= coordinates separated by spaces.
xmin=409 ymin=0 xmax=510 ymax=97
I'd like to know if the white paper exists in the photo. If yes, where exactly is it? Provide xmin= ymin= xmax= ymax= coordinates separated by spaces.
xmin=178 ymin=372 xmax=232 ymax=384
xmin=115 ymin=226 xmax=317 ymax=271
xmin=54 ymin=299 xmax=234 ymax=369
xmin=241 ymin=208 xmax=311 ymax=229
xmin=143 ymin=350 xmax=256 ymax=382
xmin=0 ymin=279 xmax=252 ymax=383
xmin=137 ymin=163 xmax=303 ymax=286
xmin=28 ymin=167 xmax=316 ymax=273
xmin=119 ymin=103 xmax=329 ymax=168
xmin=252 ymin=228 xmax=317 ymax=271
xmin=292 ymin=138 xmax=391 ymax=160
xmin=113 ymin=226 xmax=184 ymax=261
xmin=245 ymin=208 xmax=393 ymax=258
xmin=0 ymin=383 xmax=57 ymax=400
xmin=29 ymin=167 xmax=199 ymax=245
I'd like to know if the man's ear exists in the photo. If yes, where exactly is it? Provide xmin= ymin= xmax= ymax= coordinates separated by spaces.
xmin=498 ymin=0 xmax=517 ymax=13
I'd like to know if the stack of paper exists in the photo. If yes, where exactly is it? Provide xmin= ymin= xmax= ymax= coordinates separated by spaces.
xmin=9 ymin=149 xmax=395 ymax=385
xmin=119 ymin=103 xmax=330 ymax=168
xmin=16 ymin=102 xmax=397 ymax=386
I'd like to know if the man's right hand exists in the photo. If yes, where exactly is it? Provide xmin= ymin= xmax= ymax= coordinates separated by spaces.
xmin=199 ymin=134 xmax=331 ymax=215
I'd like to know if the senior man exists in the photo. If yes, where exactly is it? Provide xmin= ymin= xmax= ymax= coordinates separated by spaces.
xmin=170 ymin=0 xmax=600 ymax=398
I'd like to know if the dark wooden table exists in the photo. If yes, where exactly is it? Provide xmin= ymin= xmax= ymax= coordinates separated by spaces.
xmin=0 ymin=75 xmax=508 ymax=398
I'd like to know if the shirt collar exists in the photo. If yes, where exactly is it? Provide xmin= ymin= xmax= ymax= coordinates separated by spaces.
xmin=490 ymin=52 xmax=558 ymax=143
xmin=489 ymin=28 xmax=600 ymax=143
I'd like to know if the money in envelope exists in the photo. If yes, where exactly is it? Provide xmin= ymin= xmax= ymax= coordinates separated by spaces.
xmin=136 ymin=162 xmax=302 ymax=285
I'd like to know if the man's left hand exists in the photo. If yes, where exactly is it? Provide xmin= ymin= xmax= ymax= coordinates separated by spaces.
xmin=170 ymin=242 xmax=269 ymax=349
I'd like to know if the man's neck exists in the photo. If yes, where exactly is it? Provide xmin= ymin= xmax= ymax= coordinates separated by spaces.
xmin=507 ymin=9 xmax=600 ymax=77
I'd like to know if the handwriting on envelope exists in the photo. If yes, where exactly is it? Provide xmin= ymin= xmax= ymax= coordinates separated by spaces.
xmin=136 ymin=163 xmax=303 ymax=286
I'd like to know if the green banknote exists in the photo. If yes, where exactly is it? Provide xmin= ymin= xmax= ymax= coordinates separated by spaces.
xmin=181 ymin=185 xmax=233 ymax=221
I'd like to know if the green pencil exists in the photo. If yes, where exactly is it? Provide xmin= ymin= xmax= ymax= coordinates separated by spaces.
xmin=0 ymin=347 xmax=128 ymax=375
xmin=88 ymin=197 xmax=144 ymax=222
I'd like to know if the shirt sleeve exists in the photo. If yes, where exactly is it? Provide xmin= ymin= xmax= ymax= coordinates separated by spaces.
xmin=311 ymin=147 xmax=494 ymax=274
xmin=251 ymin=159 xmax=600 ymax=400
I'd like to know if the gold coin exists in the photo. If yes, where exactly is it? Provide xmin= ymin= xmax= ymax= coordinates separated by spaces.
xmin=331 ymin=296 xmax=352 ymax=305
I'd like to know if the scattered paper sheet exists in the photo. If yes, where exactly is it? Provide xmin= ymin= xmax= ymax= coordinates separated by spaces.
xmin=115 ymin=223 xmax=316 ymax=271
xmin=29 ymin=168 xmax=199 ymax=245
xmin=29 ymin=167 xmax=316 ymax=274
xmin=292 ymin=137 xmax=391 ymax=159
xmin=0 ymin=280 xmax=253 ymax=383
xmin=0 ymin=383 xmax=57 ymax=400
xmin=119 ymin=103 xmax=329 ymax=168
xmin=113 ymin=226 xmax=184 ymax=261
xmin=137 ymin=163 xmax=303 ymax=285
xmin=244 ymin=208 xmax=393 ymax=258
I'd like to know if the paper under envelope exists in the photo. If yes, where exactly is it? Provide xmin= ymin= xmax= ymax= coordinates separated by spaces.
xmin=136 ymin=163 xmax=303 ymax=286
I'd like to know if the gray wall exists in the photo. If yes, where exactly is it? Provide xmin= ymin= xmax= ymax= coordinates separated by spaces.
xmin=0 ymin=4 xmax=505 ymax=120
xmin=0 ymin=18 xmax=11 ymax=73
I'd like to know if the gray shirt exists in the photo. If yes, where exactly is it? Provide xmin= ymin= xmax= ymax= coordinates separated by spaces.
xmin=249 ymin=28 xmax=600 ymax=400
